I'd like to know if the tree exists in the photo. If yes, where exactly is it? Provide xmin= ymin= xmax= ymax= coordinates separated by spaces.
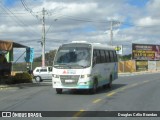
xmin=34 ymin=50 xmax=57 ymax=66
xmin=119 ymin=54 xmax=132 ymax=61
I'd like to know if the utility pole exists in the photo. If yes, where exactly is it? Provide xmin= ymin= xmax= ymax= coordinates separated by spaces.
xmin=110 ymin=21 xmax=113 ymax=46
xmin=42 ymin=8 xmax=46 ymax=67
xmin=109 ymin=20 xmax=121 ymax=46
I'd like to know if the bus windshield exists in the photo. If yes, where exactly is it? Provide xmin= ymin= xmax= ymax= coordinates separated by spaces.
xmin=54 ymin=45 xmax=91 ymax=68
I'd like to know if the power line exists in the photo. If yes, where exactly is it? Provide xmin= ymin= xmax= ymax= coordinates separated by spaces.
xmin=43 ymin=7 xmax=64 ymax=35
xmin=60 ymin=15 xmax=111 ymax=24
xmin=0 ymin=3 xmax=40 ymax=36
xmin=52 ymin=14 xmax=160 ymax=29
xmin=45 ymin=19 xmax=58 ymax=35
xmin=21 ymin=0 xmax=40 ymax=21
xmin=20 ymin=0 xmax=48 ymax=66
xmin=0 ymin=12 xmax=27 ymax=14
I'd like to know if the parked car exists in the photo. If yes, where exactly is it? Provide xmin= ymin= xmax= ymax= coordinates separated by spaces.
xmin=33 ymin=66 xmax=52 ymax=82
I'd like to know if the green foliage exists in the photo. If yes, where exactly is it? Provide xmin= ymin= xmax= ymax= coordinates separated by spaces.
xmin=34 ymin=49 xmax=56 ymax=66
xmin=119 ymin=54 xmax=132 ymax=61
xmin=12 ymin=72 xmax=32 ymax=84
xmin=0 ymin=76 xmax=11 ymax=84
xmin=12 ymin=62 xmax=27 ymax=71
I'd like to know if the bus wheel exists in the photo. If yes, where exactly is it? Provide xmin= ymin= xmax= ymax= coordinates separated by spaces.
xmin=56 ymin=88 xmax=62 ymax=94
xmin=102 ymin=84 xmax=107 ymax=89
xmin=108 ymin=76 xmax=112 ymax=88
xmin=90 ymin=80 xmax=98 ymax=94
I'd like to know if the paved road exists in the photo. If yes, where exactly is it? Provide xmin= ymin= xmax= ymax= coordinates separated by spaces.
xmin=0 ymin=73 xmax=160 ymax=120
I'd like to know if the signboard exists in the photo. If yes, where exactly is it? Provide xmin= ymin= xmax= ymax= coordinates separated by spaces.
xmin=156 ymin=61 xmax=160 ymax=70
xmin=132 ymin=43 xmax=160 ymax=60
xmin=115 ymin=45 xmax=123 ymax=55
xmin=148 ymin=61 xmax=156 ymax=70
xmin=25 ymin=48 xmax=34 ymax=63
xmin=136 ymin=60 xmax=148 ymax=71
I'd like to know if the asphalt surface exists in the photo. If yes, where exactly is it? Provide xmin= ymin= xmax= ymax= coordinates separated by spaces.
xmin=0 ymin=72 xmax=160 ymax=120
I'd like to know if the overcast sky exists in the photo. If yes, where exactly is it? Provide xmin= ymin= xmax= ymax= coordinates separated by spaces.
xmin=0 ymin=0 xmax=160 ymax=62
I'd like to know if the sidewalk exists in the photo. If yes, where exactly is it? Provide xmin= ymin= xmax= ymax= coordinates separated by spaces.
xmin=118 ymin=70 xmax=160 ymax=76
xmin=0 ymin=83 xmax=40 ymax=90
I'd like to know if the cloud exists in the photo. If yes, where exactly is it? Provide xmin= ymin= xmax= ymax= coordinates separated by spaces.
xmin=147 ymin=0 xmax=160 ymax=17
xmin=1 ymin=0 xmax=160 ymax=61
xmin=137 ymin=16 xmax=160 ymax=26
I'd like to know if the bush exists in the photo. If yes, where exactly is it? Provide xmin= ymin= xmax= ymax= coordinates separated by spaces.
xmin=0 ymin=75 xmax=13 ymax=84
xmin=12 ymin=72 xmax=33 ymax=84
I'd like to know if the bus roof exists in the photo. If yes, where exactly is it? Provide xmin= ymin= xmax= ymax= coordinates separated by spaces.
xmin=61 ymin=42 xmax=115 ymax=51
xmin=91 ymin=43 xmax=114 ymax=50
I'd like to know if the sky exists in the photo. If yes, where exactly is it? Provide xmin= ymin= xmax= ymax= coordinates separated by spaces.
xmin=0 ymin=0 xmax=160 ymax=62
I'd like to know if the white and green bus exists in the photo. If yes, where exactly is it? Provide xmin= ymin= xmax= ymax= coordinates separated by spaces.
xmin=52 ymin=41 xmax=118 ymax=94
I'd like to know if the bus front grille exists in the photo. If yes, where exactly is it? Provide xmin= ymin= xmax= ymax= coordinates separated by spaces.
xmin=60 ymin=75 xmax=80 ymax=85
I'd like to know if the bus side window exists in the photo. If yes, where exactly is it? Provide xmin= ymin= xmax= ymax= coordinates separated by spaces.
xmin=116 ymin=51 xmax=118 ymax=62
xmin=113 ymin=51 xmax=118 ymax=62
xmin=93 ymin=50 xmax=97 ymax=66
xmin=112 ymin=51 xmax=115 ymax=62
xmin=109 ymin=51 xmax=114 ymax=62
xmin=105 ymin=50 xmax=110 ymax=63
xmin=100 ymin=50 xmax=105 ymax=63
xmin=96 ymin=50 xmax=101 ymax=63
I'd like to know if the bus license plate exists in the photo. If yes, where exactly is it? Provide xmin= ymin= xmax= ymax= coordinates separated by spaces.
xmin=65 ymin=80 xmax=74 ymax=83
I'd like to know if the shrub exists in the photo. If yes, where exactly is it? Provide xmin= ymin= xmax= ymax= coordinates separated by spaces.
xmin=0 ymin=75 xmax=13 ymax=84
xmin=12 ymin=72 xmax=33 ymax=84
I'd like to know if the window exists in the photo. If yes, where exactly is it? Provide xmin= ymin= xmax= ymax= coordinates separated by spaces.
xmin=109 ymin=51 xmax=114 ymax=62
xmin=100 ymin=50 xmax=106 ymax=63
xmin=113 ymin=51 xmax=118 ymax=62
xmin=93 ymin=50 xmax=97 ymax=57
xmin=93 ymin=50 xmax=97 ymax=65
xmin=105 ymin=50 xmax=110 ymax=62
xmin=40 ymin=69 xmax=47 ymax=72
xmin=48 ymin=67 xmax=52 ymax=72
xmin=95 ymin=50 xmax=101 ymax=63
xmin=54 ymin=46 xmax=91 ymax=67
xmin=93 ymin=49 xmax=117 ymax=64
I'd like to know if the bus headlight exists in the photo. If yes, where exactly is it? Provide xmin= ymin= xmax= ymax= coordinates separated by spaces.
xmin=52 ymin=74 xmax=60 ymax=78
xmin=81 ymin=74 xmax=91 ymax=78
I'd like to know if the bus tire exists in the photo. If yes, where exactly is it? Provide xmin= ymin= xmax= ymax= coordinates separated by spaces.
xmin=108 ymin=75 xmax=112 ymax=88
xmin=90 ymin=80 xmax=98 ymax=94
xmin=102 ymin=84 xmax=107 ymax=89
xmin=56 ymin=88 xmax=62 ymax=94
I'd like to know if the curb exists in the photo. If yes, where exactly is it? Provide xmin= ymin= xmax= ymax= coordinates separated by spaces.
xmin=0 ymin=83 xmax=38 ymax=90
xmin=118 ymin=70 xmax=160 ymax=76
xmin=0 ymin=82 xmax=51 ymax=90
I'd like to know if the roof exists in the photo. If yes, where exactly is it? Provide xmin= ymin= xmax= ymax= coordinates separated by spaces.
xmin=61 ymin=42 xmax=115 ymax=50
xmin=0 ymin=40 xmax=28 ymax=51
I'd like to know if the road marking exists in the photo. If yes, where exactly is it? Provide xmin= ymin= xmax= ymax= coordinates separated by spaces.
xmin=93 ymin=99 xmax=101 ymax=103
xmin=130 ymin=83 xmax=138 ymax=87
xmin=0 ymin=87 xmax=17 ymax=91
xmin=73 ymin=109 xmax=85 ymax=117
xmin=107 ymin=91 xmax=116 ymax=97
xmin=118 ymin=86 xmax=128 ymax=91
xmin=106 ymin=80 xmax=152 ymax=97
xmin=143 ymin=80 xmax=149 ymax=83
xmin=72 ymin=79 xmax=157 ymax=119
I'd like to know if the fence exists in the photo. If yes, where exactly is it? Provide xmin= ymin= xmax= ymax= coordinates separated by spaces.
xmin=118 ymin=60 xmax=136 ymax=73
xmin=11 ymin=60 xmax=160 ymax=74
